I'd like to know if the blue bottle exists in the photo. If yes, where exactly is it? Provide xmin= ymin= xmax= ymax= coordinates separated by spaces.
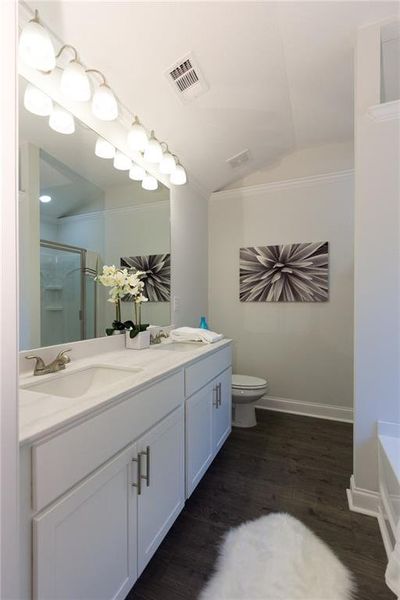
xmin=199 ymin=316 xmax=209 ymax=330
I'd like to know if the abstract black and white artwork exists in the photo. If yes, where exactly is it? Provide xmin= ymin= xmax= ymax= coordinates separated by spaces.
xmin=121 ymin=254 xmax=171 ymax=302
xmin=239 ymin=242 xmax=329 ymax=302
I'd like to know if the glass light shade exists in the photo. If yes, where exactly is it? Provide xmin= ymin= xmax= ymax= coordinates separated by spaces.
xmin=61 ymin=60 xmax=91 ymax=102
xmin=127 ymin=121 xmax=148 ymax=152
xmin=113 ymin=150 xmax=131 ymax=171
xmin=129 ymin=163 xmax=146 ymax=181
xmin=159 ymin=151 xmax=176 ymax=175
xmin=91 ymin=84 xmax=118 ymax=121
xmin=24 ymin=84 xmax=53 ymax=116
xmin=170 ymin=164 xmax=187 ymax=185
xmin=142 ymin=174 xmax=158 ymax=191
xmin=19 ymin=19 xmax=56 ymax=72
xmin=39 ymin=194 xmax=51 ymax=203
xmin=144 ymin=135 xmax=163 ymax=163
xmin=48 ymin=106 xmax=75 ymax=135
xmin=95 ymin=137 xmax=115 ymax=159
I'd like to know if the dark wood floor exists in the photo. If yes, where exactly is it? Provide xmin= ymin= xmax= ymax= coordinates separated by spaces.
xmin=127 ymin=410 xmax=394 ymax=600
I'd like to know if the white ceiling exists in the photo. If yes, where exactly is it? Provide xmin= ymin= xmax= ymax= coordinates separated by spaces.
xmin=25 ymin=1 xmax=399 ymax=192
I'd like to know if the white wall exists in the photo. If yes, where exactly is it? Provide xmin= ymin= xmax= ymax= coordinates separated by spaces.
xmin=170 ymin=183 xmax=208 ymax=327
xmin=0 ymin=1 xmax=19 ymax=596
xmin=353 ymin=21 xmax=400 ymax=494
xmin=223 ymin=141 xmax=354 ymax=191
xmin=209 ymin=170 xmax=354 ymax=413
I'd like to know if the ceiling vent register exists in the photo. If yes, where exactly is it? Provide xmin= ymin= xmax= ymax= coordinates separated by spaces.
xmin=166 ymin=53 xmax=208 ymax=102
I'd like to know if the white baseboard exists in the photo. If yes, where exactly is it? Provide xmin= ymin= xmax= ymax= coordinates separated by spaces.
xmin=256 ymin=395 xmax=353 ymax=423
xmin=346 ymin=474 xmax=380 ymax=517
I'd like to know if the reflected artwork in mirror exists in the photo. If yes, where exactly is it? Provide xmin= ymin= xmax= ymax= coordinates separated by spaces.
xmin=18 ymin=76 xmax=171 ymax=351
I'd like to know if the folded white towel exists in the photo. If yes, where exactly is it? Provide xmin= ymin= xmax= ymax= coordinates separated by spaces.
xmin=170 ymin=327 xmax=224 ymax=344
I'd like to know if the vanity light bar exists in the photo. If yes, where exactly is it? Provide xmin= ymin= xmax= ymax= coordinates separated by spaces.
xmin=18 ymin=9 xmax=188 ymax=187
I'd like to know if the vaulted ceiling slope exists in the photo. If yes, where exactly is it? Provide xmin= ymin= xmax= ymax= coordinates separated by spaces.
xmin=26 ymin=1 xmax=399 ymax=192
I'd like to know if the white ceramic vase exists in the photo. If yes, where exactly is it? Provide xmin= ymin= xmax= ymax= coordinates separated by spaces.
xmin=125 ymin=330 xmax=150 ymax=350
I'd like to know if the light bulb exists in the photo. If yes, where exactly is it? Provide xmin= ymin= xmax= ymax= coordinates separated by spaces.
xmin=170 ymin=164 xmax=187 ymax=185
xmin=95 ymin=137 xmax=115 ymax=159
xmin=144 ymin=132 xmax=163 ymax=163
xmin=129 ymin=163 xmax=146 ymax=181
xmin=49 ymin=106 xmax=75 ymax=135
xmin=92 ymin=84 xmax=118 ymax=121
xmin=24 ymin=84 xmax=53 ymax=116
xmin=113 ymin=150 xmax=131 ymax=171
xmin=159 ymin=151 xmax=176 ymax=175
xmin=39 ymin=194 xmax=51 ymax=203
xmin=142 ymin=174 xmax=158 ymax=191
xmin=19 ymin=16 xmax=56 ymax=72
xmin=127 ymin=118 xmax=148 ymax=152
xmin=61 ymin=60 xmax=91 ymax=102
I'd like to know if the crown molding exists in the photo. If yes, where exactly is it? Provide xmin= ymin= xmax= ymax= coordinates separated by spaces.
xmin=210 ymin=169 xmax=354 ymax=200
xmin=367 ymin=100 xmax=400 ymax=122
xmin=58 ymin=199 xmax=168 ymax=223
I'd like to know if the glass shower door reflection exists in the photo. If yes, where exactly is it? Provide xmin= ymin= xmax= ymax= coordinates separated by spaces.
xmin=40 ymin=243 xmax=83 ymax=347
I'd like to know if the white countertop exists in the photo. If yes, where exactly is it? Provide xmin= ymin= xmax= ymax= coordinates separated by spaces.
xmin=19 ymin=339 xmax=231 ymax=446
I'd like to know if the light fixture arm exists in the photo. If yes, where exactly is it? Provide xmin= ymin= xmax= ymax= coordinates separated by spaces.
xmin=55 ymin=44 xmax=79 ymax=61
xmin=85 ymin=69 xmax=107 ymax=86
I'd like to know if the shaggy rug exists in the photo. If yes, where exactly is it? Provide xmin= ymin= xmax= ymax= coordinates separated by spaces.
xmin=199 ymin=513 xmax=355 ymax=600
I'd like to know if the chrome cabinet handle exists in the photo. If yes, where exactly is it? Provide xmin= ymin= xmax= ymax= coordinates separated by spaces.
xmin=218 ymin=382 xmax=222 ymax=407
xmin=213 ymin=385 xmax=218 ymax=408
xmin=139 ymin=446 xmax=150 ymax=487
xmin=131 ymin=456 xmax=142 ymax=495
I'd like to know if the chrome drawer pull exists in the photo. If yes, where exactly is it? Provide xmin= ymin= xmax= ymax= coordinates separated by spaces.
xmin=131 ymin=456 xmax=142 ymax=495
xmin=140 ymin=446 xmax=150 ymax=487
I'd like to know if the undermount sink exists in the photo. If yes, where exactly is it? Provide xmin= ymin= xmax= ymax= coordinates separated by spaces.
xmin=21 ymin=365 xmax=143 ymax=399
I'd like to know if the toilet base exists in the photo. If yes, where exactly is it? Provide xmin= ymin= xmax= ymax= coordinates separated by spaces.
xmin=233 ymin=402 xmax=257 ymax=428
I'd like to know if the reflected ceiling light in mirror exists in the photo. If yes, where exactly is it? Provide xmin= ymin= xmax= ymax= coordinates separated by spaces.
xmin=39 ymin=194 xmax=52 ymax=203
xmin=129 ymin=163 xmax=146 ymax=181
xmin=113 ymin=150 xmax=132 ymax=171
xmin=159 ymin=147 xmax=176 ymax=175
xmin=142 ymin=174 xmax=158 ymax=191
xmin=95 ymin=137 xmax=115 ymax=159
xmin=61 ymin=60 xmax=91 ymax=102
xmin=144 ymin=131 xmax=163 ymax=163
xmin=170 ymin=163 xmax=187 ymax=185
xmin=24 ymin=83 xmax=53 ymax=116
xmin=90 ymin=74 xmax=118 ymax=121
xmin=49 ymin=105 xmax=75 ymax=135
xmin=18 ymin=10 xmax=56 ymax=72
xmin=127 ymin=117 xmax=148 ymax=152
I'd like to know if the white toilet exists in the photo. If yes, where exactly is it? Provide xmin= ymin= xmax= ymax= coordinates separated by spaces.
xmin=232 ymin=374 xmax=268 ymax=428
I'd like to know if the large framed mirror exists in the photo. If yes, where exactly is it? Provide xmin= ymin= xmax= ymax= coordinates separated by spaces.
xmin=19 ymin=76 xmax=171 ymax=351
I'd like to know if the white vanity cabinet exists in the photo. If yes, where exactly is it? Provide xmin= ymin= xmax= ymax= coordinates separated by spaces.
xmin=20 ymin=341 xmax=232 ymax=600
xmin=185 ymin=345 xmax=232 ymax=497
xmin=33 ymin=444 xmax=138 ymax=600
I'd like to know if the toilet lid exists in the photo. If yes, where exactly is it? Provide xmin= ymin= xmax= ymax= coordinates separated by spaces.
xmin=232 ymin=374 xmax=267 ymax=389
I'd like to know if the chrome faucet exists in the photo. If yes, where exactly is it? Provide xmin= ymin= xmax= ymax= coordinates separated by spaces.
xmin=25 ymin=349 xmax=72 ymax=376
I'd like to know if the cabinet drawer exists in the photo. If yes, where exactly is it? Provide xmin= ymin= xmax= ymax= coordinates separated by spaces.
xmin=185 ymin=345 xmax=232 ymax=397
xmin=32 ymin=371 xmax=184 ymax=512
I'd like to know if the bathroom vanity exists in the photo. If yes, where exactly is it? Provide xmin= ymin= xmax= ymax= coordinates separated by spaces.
xmin=19 ymin=339 xmax=232 ymax=600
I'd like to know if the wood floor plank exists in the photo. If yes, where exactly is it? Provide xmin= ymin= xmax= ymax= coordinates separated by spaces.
xmin=127 ymin=410 xmax=395 ymax=600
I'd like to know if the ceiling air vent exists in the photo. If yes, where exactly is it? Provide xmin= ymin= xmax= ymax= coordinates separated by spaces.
xmin=166 ymin=53 xmax=208 ymax=103
xmin=227 ymin=149 xmax=250 ymax=169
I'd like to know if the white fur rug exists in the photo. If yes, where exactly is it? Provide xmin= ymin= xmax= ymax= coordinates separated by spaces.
xmin=200 ymin=513 xmax=355 ymax=600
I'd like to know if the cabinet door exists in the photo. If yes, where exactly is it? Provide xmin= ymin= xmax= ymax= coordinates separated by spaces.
xmin=213 ymin=367 xmax=232 ymax=454
xmin=33 ymin=445 xmax=137 ymax=600
xmin=137 ymin=406 xmax=185 ymax=575
xmin=185 ymin=379 xmax=215 ymax=498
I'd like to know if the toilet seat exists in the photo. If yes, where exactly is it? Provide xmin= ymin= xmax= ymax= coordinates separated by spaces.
xmin=232 ymin=374 xmax=267 ymax=390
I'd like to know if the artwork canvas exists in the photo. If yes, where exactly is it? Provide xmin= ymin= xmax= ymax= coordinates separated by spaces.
xmin=121 ymin=254 xmax=171 ymax=302
xmin=239 ymin=242 xmax=329 ymax=302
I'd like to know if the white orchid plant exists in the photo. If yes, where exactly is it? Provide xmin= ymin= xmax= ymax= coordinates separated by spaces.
xmin=96 ymin=265 xmax=148 ymax=336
